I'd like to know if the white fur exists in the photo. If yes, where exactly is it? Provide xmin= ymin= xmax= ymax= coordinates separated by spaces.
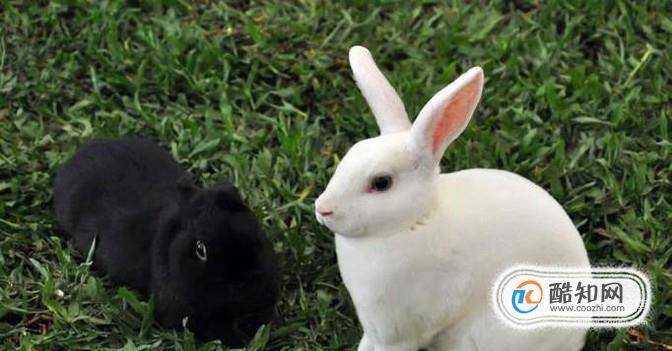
xmin=349 ymin=46 xmax=411 ymax=134
xmin=315 ymin=46 xmax=590 ymax=351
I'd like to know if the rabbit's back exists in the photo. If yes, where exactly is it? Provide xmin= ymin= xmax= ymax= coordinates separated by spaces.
xmin=437 ymin=167 xmax=589 ymax=269
xmin=54 ymin=138 xmax=184 ymax=290
xmin=430 ymin=170 xmax=591 ymax=350
xmin=436 ymin=169 xmax=590 ymax=347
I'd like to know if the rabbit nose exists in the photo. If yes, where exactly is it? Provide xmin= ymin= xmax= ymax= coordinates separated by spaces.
xmin=316 ymin=204 xmax=333 ymax=216
xmin=315 ymin=197 xmax=334 ymax=216
xmin=318 ymin=208 xmax=333 ymax=216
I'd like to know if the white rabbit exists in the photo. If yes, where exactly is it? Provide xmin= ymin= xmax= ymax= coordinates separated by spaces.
xmin=315 ymin=46 xmax=590 ymax=351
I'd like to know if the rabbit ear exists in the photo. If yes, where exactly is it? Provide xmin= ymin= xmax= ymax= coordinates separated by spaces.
xmin=349 ymin=46 xmax=411 ymax=134
xmin=410 ymin=67 xmax=484 ymax=167
xmin=214 ymin=182 xmax=245 ymax=212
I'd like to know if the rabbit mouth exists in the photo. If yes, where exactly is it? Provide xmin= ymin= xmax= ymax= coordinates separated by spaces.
xmin=316 ymin=212 xmax=347 ymax=234
xmin=316 ymin=212 xmax=336 ymax=231
xmin=315 ymin=210 xmax=338 ymax=226
xmin=315 ymin=211 xmax=326 ymax=225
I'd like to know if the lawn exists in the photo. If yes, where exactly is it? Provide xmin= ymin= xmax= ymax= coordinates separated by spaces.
xmin=1 ymin=1 xmax=670 ymax=350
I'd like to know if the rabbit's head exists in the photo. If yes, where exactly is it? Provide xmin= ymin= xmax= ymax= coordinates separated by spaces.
xmin=153 ymin=176 xmax=279 ymax=344
xmin=315 ymin=46 xmax=484 ymax=237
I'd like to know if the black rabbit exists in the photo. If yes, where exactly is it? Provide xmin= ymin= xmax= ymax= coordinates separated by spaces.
xmin=54 ymin=138 xmax=279 ymax=344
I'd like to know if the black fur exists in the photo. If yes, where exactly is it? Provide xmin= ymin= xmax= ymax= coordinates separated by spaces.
xmin=54 ymin=138 xmax=279 ymax=344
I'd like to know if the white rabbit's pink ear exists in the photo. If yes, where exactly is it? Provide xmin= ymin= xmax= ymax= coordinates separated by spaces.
xmin=349 ymin=46 xmax=411 ymax=135
xmin=410 ymin=67 xmax=484 ymax=167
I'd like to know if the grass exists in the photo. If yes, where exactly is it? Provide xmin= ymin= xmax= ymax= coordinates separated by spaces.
xmin=1 ymin=0 xmax=670 ymax=350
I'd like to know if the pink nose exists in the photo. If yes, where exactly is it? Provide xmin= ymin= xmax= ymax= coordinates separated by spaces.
xmin=315 ymin=202 xmax=333 ymax=216
xmin=318 ymin=209 xmax=333 ymax=216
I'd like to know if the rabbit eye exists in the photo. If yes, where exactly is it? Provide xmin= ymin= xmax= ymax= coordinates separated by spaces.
xmin=195 ymin=240 xmax=207 ymax=262
xmin=370 ymin=174 xmax=393 ymax=192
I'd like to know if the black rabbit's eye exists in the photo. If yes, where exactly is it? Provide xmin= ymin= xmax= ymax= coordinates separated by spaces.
xmin=195 ymin=240 xmax=207 ymax=262
xmin=370 ymin=174 xmax=393 ymax=192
